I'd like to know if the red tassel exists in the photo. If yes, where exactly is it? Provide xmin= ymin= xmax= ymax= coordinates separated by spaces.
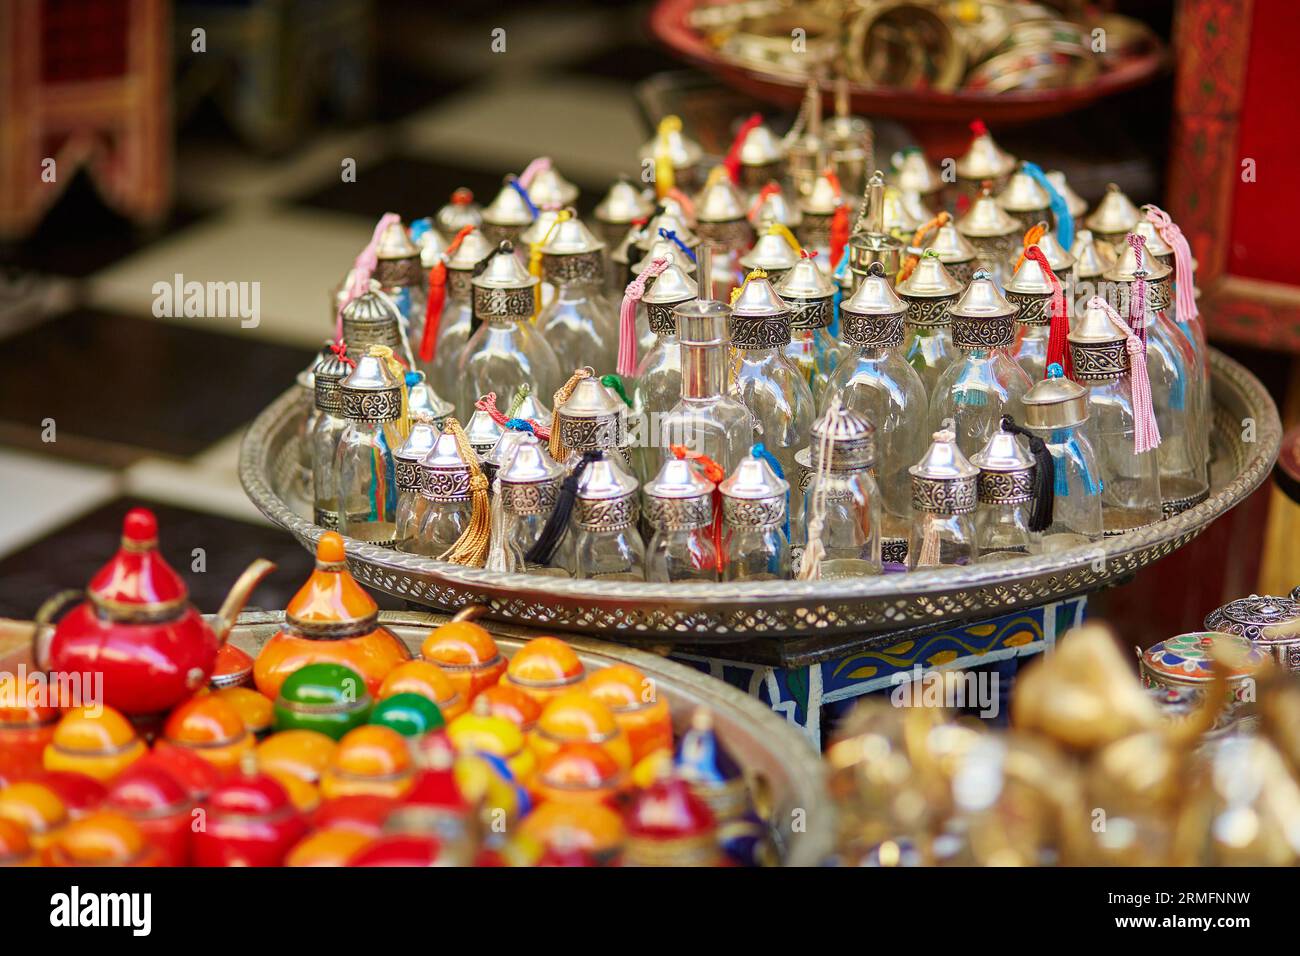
xmin=670 ymin=444 xmax=728 ymax=573
xmin=723 ymin=113 xmax=763 ymax=185
xmin=419 ymin=225 xmax=475 ymax=364
xmin=1024 ymin=246 xmax=1073 ymax=381
xmin=747 ymin=181 xmax=782 ymax=221
xmin=970 ymin=118 xmax=988 ymax=140
xmin=824 ymin=169 xmax=849 ymax=269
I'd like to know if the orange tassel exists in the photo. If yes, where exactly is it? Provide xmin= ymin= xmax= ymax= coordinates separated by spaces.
xmin=420 ymin=225 xmax=475 ymax=363
xmin=670 ymin=444 xmax=728 ymax=572
xmin=897 ymin=211 xmax=952 ymax=283
xmin=1015 ymin=222 xmax=1049 ymax=272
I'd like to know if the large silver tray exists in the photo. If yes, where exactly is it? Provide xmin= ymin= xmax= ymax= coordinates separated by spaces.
xmin=224 ymin=609 xmax=832 ymax=867
xmin=240 ymin=349 xmax=1279 ymax=641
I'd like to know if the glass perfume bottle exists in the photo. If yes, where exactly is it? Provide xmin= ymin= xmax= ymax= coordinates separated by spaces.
xmin=310 ymin=344 xmax=353 ymax=530
xmin=931 ymin=270 xmax=1032 ymax=458
xmin=568 ymin=453 xmax=645 ymax=581
xmin=826 ymin=262 xmax=928 ymax=559
xmin=644 ymin=458 xmax=719 ymax=582
xmin=956 ymin=186 xmax=1020 ymax=281
xmin=796 ymin=168 xmax=844 ymax=266
xmin=846 ymin=171 xmax=904 ymax=289
xmin=495 ymin=432 xmax=566 ymax=574
xmin=555 ymin=374 xmax=630 ymax=470
xmin=719 ymin=447 xmax=790 ymax=581
xmin=425 ymin=228 xmax=495 ymax=411
xmin=372 ymin=218 xmax=427 ymax=346
xmin=970 ymin=423 xmax=1039 ymax=560
xmin=538 ymin=216 xmax=619 ymax=375
xmin=631 ymin=236 xmax=696 ymax=358
xmin=415 ymin=427 xmax=474 ymax=558
xmin=907 ymin=427 xmax=980 ymax=569
xmin=1105 ymin=236 xmax=1208 ymax=516
xmin=458 ymin=240 xmax=563 ymax=416
xmin=728 ymin=270 xmax=815 ymax=489
xmin=394 ymin=412 xmax=441 ymax=553
xmin=1068 ymin=297 xmax=1164 ymax=535
xmin=1005 ymin=234 xmax=1074 ymax=383
xmin=1019 ymin=368 xmax=1104 ymax=547
xmin=797 ymin=399 xmax=882 ymax=578
xmin=627 ymin=256 xmax=698 ymax=483
xmin=335 ymin=346 xmax=407 ymax=547
xmin=659 ymin=248 xmax=755 ymax=475
xmin=897 ymin=251 xmax=964 ymax=397
xmin=774 ymin=250 xmax=841 ymax=401
xmin=296 ymin=345 xmax=328 ymax=507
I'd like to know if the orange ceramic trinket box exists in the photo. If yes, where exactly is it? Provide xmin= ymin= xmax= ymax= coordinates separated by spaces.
xmin=286 ymin=827 xmax=374 ymax=867
xmin=585 ymin=664 xmax=673 ymax=764
xmin=162 ymin=694 xmax=256 ymax=772
xmin=256 ymin=730 xmax=337 ymax=785
xmin=421 ymin=619 xmax=508 ymax=701
xmin=520 ymin=800 xmax=624 ymax=862
xmin=0 ymin=670 xmax=60 ymax=781
xmin=448 ymin=702 xmax=537 ymax=782
xmin=0 ymin=818 xmax=36 ymax=866
xmin=500 ymin=637 xmax=585 ymax=706
xmin=471 ymin=684 xmax=541 ymax=731
xmin=530 ymin=692 xmax=633 ymax=772
xmin=46 ymin=810 xmax=161 ymax=867
xmin=43 ymin=705 xmax=147 ymax=782
xmin=0 ymin=781 xmax=67 ymax=852
xmin=378 ymin=661 xmax=466 ymax=721
xmin=254 ymin=533 xmax=410 ymax=699
xmin=531 ymin=742 xmax=626 ymax=807
xmin=320 ymin=725 xmax=416 ymax=800
xmin=213 ymin=687 xmax=274 ymax=737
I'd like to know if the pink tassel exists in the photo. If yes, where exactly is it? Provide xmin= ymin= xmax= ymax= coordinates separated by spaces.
xmin=1126 ymin=233 xmax=1148 ymax=348
xmin=617 ymin=256 xmax=669 ymax=378
xmin=1089 ymin=296 xmax=1161 ymax=454
xmin=1145 ymin=205 xmax=1198 ymax=323
xmin=518 ymin=157 xmax=551 ymax=190
xmin=336 ymin=212 xmax=401 ymax=342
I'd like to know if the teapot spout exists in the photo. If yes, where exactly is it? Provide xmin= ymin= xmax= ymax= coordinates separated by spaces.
xmin=212 ymin=559 xmax=277 ymax=645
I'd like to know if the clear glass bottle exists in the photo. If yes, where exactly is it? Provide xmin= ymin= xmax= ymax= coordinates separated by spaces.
xmin=555 ymin=374 xmax=630 ymax=471
xmin=897 ymin=251 xmax=964 ymax=397
xmin=458 ymin=240 xmax=563 ymax=416
xmin=426 ymin=229 xmax=495 ymax=411
xmin=568 ymin=454 xmax=645 ymax=581
xmin=394 ymin=412 xmax=441 ymax=553
xmin=310 ymin=345 xmax=353 ymax=530
xmin=537 ymin=216 xmax=620 ymax=375
xmin=797 ymin=400 xmax=883 ymax=579
xmin=719 ymin=448 xmax=790 ymax=580
xmin=1005 ymin=227 xmax=1076 ymax=383
xmin=629 ymin=257 xmax=697 ymax=484
xmin=907 ymin=427 xmax=980 ymax=569
xmin=495 ymin=432 xmax=566 ymax=574
xmin=825 ymin=262 xmax=927 ymax=559
xmin=970 ymin=424 xmax=1038 ymax=559
xmin=659 ymin=249 xmax=756 ymax=475
xmin=774 ymin=251 xmax=841 ymax=402
xmin=631 ymin=237 xmax=696 ymax=360
xmin=955 ymin=187 xmax=1020 ymax=283
xmin=1019 ymin=367 xmax=1104 ymax=547
xmin=372 ymin=218 xmax=427 ymax=348
xmin=294 ymin=346 xmax=326 ymax=507
xmin=930 ymin=270 xmax=1032 ymax=458
xmin=795 ymin=169 xmax=842 ymax=265
xmin=414 ymin=427 xmax=474 ymax=558
xmin=644 ymin=458 xmax=719 ymax=582
xmin=1105 ymin=238 xmax=1208 ymax=516
xmin=727 ymin=270 xmax=815 ymax=491
xmin=1068 ymin=298 xmax=1164 ymax=535
xmin=335 ymin=347 xmax=407 ymax=547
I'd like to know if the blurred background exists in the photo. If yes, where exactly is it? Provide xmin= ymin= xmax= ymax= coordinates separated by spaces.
xmin=0 ymin=0 xmax=1296 ymax=646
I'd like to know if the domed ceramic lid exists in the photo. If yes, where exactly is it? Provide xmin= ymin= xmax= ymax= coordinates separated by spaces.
xmin=810 ymin=402 xmax=877 ymax=471
xmin=594 ymin=179 xmax=653 ymax=226
xmin=1022 ymin=365 xmax=1089 ymax=427
xmin=625 ymin=776 xmax=717 ymax=843
xmin=482 ymin=178 xmax=536 ymax=227
xmin=1141 ymin=631 xmax=1266 ymax=684
xmin=956 ymin=124 xmax=1016 ymax=180
xmin=897 ymin=252 xmax=962 ymax=299
xmin=694 ymin=174 xmax=747 ymax=223
xmin=107 ymin=762 xmax=190 ymax=814
xmin=738 ymin=122 xmax=784 ymax=166
xmin=1104 ymin=234 xmax=1172 ymax=284
xmin=925 ymin=223 xmax=977 ymax=263
xmin=640 ymin=256 xmax=698 ymax=305
xmin=1046 ymin=170 xmax=1087 ymax=218
xmin=446 ymin=229 xmax=495 ymax=271
xmin=285 ymin=533 xmax=379 ymax=635
xmin=279 ymin=661 xmax=372 ymax=710
xmin=748 ymin=183 xmax=802 ymax=229
xmin=957 ymin=191 xmax=1020 ymax=238
xmin=997 ymin=167 xmax=1051 ymax=213
xmin=892 ymin=148 xmax=942 ymax=195
xmin=842 ymin=262 xmax=905 ymax=318
xmin=1086 ymin=183 xmax=1141 ymax=236
xmin=526 ymin=164 xmax=580 ymax=208
xmin=436 ymin=188 xmax=482 ymax=235
xmin=740 ymin=231 xmax=800 ymax=273
xmin=87 ymin=509 xmax=188 ymax=613
xmin=472 ymin=241 xmax=540 ymax=291
xmin=1205 ymin=595 xmax=1300 ymax=644
xmin=207 ymin=770 xmax=296 ymax=819
xmin=802 ymin=171 xmax=842 ymax=216
xmin=375 ymin=219 xmax=420 ymax=262
xmin=1070 ymin=229 xmax=1117 ymax=279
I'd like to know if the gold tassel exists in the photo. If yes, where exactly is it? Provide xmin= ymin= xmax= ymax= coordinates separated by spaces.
xmin=768 ymin=223 xmax=801 ymax=255
xmin=528 ymin=210 xmax=571 ymax=321
xmin=438 ymin=417 xmax=491 ymax=568
xmin=369 ymin=345 xmax=409 ymax=439
xmin=916 ymin=522 xmax=942 ymax=567
xmin=654 ymin=116 xmax=681 ymax=199
xmin=729 ymin=267 xmax=768 ymax=306
xmin=548 ymin=368 xmax=592 ymax=463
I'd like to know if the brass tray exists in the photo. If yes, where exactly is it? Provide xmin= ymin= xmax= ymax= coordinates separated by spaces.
xmin=240 ymin=349 xmax=1279 ymax=641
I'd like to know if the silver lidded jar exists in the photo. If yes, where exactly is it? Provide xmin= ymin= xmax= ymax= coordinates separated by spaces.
xmin=481 ymin=175 xmax=537 ymax=246
xmin=956 ymin=187 xmax=1021 ymax=281
xmin=415 ymin=427 xmax=474 ymax=559
xmin=907 ymin=426 xmax=980 ymax=569
xmin=720 ymin=448 xmax=791 ymax=581
xmin=372 ymin=218 xmax=427 ymax=345
xmin=426 ymin=227 xmax=495 ymax=408
xmin=557 ymin=373 xmax=629 ymax=469
xmin=1021 ymin=366 xmax=1104 ymax=546
xmin=495 ymin=432 xmax=566 ymax=574
xmin=537 ymin=214 xmax=619 ymax=375
xmin=798 ymin=399 xmax=882 ymax=578
xmin=310 ymin=344 xmax=353 ymax=530
xmin=970 ymin=423 xmax=1037 ymax=560
xmin=394 ymin=412 xmax=442 ymax=553
xmin=335 ymin=346 xmax=407 ymax=547
xmin=1204 ymin=595 xmax=1300 ymax=671
xmin=644 ymin=457 xmax=719 ymax=582
xmin=564 ymin=452 xmax=645 ymax=581
xmin=1005 ymin=236 xmax=1073 ymax=383
xmin=897 ymin=250 xmax=964 ymax=397
xmin=630 ymin=256 xmax=698 ymax=483
xmin=774 ymin=251 xmax=840 ymax=402
xmin=341 ymin=283 xmax=412 ymax=367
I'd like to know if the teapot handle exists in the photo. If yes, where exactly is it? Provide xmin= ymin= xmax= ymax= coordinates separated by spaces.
xmin=451 ymin=604 xmax=489 ymax=624
xmin=31 ymin=590 xmax=83 ymax=671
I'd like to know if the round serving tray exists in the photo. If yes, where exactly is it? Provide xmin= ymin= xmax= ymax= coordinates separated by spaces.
xmin=240 ymin=349 xmax=1279 ymax=641
xmin=223 ymin=609 xmax=832 ymax=867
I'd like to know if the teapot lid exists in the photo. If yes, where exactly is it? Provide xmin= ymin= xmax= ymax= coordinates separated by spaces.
xmin=87 ymin=509 xmax=188 ymax=614
xmin=285 ymin=532 xmax=379 ymax=636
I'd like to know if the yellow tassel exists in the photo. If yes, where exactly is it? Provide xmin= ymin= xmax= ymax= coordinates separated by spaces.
xmin=438 ymin=417 xmax=491 ymax=568
xmin=528 ymin=209 xmax=571 ymax=322
xmin=729 ymin=268 xmax=768 ymax=306
xmin=703 ymin=164 xmax=727 ymax=193
xmin=368 ymin=345 xmax=409 ymax=439
xmin=548 ymin=367 xmax=592 ymax=463
xmin=654 ymin=116 xmax=681 ymax=199
xmin=768 ymin=223 xmax=802 ymax=255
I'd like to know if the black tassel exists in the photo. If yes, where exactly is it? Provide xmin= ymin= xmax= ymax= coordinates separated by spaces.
xmin=1000 ymin=416 xmax=1054 ymax=533
xmin=524 ymin=451 xmax=599 ymax=566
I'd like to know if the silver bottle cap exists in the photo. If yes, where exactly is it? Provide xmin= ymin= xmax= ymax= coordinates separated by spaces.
xmin=463 ymin=407 xmax=505 ymax=458
xmin=996 ymin=167 xmax=1051 ymax=214
xmin=909 ymin=428 xmax=979 ymax=514
xmin=472 ymin=241 xmax=539 ymax=325
xmin=1046 ymin=170 xmax=1087 ymax=219
xmin=482 ymin=177 xmax=536 ymax=228
xmin=313 ymin=343 xmax=352 ymax=414
xmin=1068 ymin=300 xmax=1130 ymax=381
xmin=575 ymin=454 xmax=640 ymax=530
xmin=924 ymin=222 xmax=977 ymax=266
xmin=339 ymin=347 xmax=404 ymax=423
xmin=694 ymin=174 xmax=747 ymax=224
xmin=970 ymin=425 xmax=1035 ymax=504
xmin=897 ymin=253 xmax=962 ymax=327
xmin=1085 ymin=183 xmax=1141 ymax=240
xmin=644 ymin=458 xmax=715 ymax=531
xmin=633 ymin=238 xmax=697 ymax=277
xmin=1022 ymin=369 xmax=1089 ymax=428
xmin=481 ymin=427 xmax=528 ymax=488
xmin=840 ymin=262 xmax=905 ymax=347
xmin=809 ymin=403 xmax=877 ymax=472
xmin=892 ymin=149 xmax=942 ymax=196
xmin=497 ymin=432 xmax=564 ymax=515
xmin=638 ymin=212 xmax=699 ymax=252
xmin=740 ymin=231 xmax=800 ymax=275
xmin=1134 ymin=212 xmax=1175 ymax=263
xmin=540 ymin=215 xmax=604 ymax=285
xmin=956 ymin=127 xmax=1016 ymax=181
xmin=729 ymin=274 xmax=792 ymax=349
xmin=801 ymin=170 xmax=843 ymax=216
xmin=526 ymin=164 xmax=580 ymax=208
xmin=640 ymin=124 xmax=703 ymax=170
xmin=738 ymin=122 xmax=785 ymax=167
xmin=1104 ymin=234 xmax=1173 ymax=312
xmin=436 ymin=189 xmax=483 ymax=236
xmin=748 ymin=183 xmax=802 ymax=230
xmin=1034 ymin=226 xmax=1076 ymax=275
xmin=420 ymin=429 xmax=472 ymax=501
xmin=340 ymin=285 xmax=405 ymax=353
xmin=949 ymin=270 xmax=1016 ymax=350
xmin=957 ymin=191 xmax=1020 ymax=239
xmin=395 ymin=413 xmax=441 ymax=491
xmin=406 ymin=371 xmax=453 ymax=426
xmin=774 ymin=255 xmax=836 ymax=331
xmin=446 ymin=229 xmax=495 ymax=271
xmin=373 ymin=219 xmax=422 ymax=289
xmin=558 ymin=376 xmax=625 ymax=452
xmin=720 ymin=452 xmax=789 ymax=528
xmin=594 ymin=179 xmax=654 ymax=227
xmin=511 ymin=389 xmax=552 ymax=424
xmin=641 ymin=257 xmax=698 ymax=336
xmin=1070 ymin=228 xmax=1117 ymax=280
xmin=413 ymin=222 xmax=448 ymax=270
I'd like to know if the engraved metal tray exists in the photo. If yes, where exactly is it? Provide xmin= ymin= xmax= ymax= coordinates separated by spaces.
xmin=240 ymin=349 xmax=1279 ymax=642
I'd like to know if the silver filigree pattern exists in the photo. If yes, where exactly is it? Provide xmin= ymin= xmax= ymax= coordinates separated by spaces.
xmin=421 ymin=467 xmax=472 ymax=501
xmin=723 ymin=495 xmax=786 ymax=528
xmin=1069 ymin=341 xmax=1129 ymax=381
xmin=902 ymin=294 xmax=956 ymax=328
xmin=730 ymin=315 xmax=792 ymax=349
xmin=646 ymin=301 xmax=687 ymax=336
xmin=841 ymin=312 xmax=904 ymax=348
xmin=695 ymin=219 xmax=754 ymax=251
xmin=559 ymin=414 xmax=622 ymax=452
xmin=1005 ymin=289 xmax=1051 ymax=327
xmin=500 ymin=479 xmax=561 ymax=516
xmin=1162 ymin=487 xmax=1210 ymax=518
xmin=543 ymin=251 xmax=604 ymax=285
xmin=374 ymin=257 xmax=424 ymax=288
xmin=341 ymin=387 xmax=403 ymax=423
xmin=977 ymin=469 xmax=1035 ymax=504
xmin=787 ymin=297 xmax=834 ymax=331
xmin=575 ymin=493 xmax=638 ymax=531
xmin=952 ymin=316 xmax=1015 ymax=350
xmin=911 ymin=475 xmax=978 ymax=514
xmin=644 ymin=495 xmax=712 ymax=531
xmin=473 ymin=286 xmax=535 ymax=324
xmin=395 ymin=459 xmax=423 ymax=492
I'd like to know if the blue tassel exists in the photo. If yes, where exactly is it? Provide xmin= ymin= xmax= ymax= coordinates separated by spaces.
xmin=409 ymin=217 xmax=433 ymax=243
xmin=752 ymin=442 xmax=790 ymax=542
xmin=1049 ymin=429 xmax=1072 ymax=496
xmin=1167 ymin=341 xmax=1187 ymax=411
xmin=831 ymin=256 xmax=849 ymax=340
xmin=507 ymin=177 xmax=539 ymax=218
xmin=659 ymin=228 xmax=697 ymax=263
xmin=955 ymin=387 xmax=987 ymax=407
xmin=1022 ymin=162 xmax=1073 ymax=249
xmin=504 ymin=417 xmax=534 ymax=433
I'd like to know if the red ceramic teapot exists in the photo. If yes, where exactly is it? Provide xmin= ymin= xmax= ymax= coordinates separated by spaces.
xmin=33 ymin=508 xmax=275 ymax=717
